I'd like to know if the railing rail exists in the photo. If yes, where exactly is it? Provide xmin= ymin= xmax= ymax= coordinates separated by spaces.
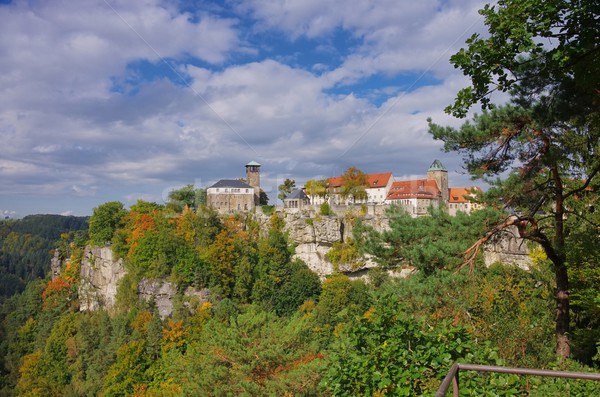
xmin=435 ymin=363 xmax=600 ymax=397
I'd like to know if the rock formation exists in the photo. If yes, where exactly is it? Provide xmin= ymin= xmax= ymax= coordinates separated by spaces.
xmin=76 ymin=209 xmax=530 ymax=315
xmin=79 ymin=246 xmax=126 ymax=312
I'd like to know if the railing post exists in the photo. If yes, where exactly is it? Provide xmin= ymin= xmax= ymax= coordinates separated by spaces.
xmin=435 ymin=363 xmax=460 ymax=397
xmin=436 ymin=362 xmax=600 ymax=396
xmin=453 ymin=369 xmax=459 ymax=397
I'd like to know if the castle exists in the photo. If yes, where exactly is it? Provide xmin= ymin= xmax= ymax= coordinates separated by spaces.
xmin=207 ymin=160 xmax=481 ymax=216
xmin=206 ymin=161 xmax=262 ymax=214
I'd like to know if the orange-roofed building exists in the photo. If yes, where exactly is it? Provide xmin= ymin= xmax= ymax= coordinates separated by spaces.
xmin=385 ymin=179 xmax=443 ymax=216
xmin=448 ymin=187 xmax=483 ymax=215
xmin=324 ymin=172 xmax=394 ymax=205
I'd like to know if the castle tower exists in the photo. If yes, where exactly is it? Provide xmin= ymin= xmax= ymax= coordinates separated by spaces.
xmin=245 ymin=160 xmax=261 ymax=205
xmin=427 ymin=159 xmax=449 ymax=203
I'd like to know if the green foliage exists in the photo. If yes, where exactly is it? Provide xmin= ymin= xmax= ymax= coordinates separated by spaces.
xmin=261 ymin=205 xmax=275 ymax=216
xmin=323 ymin=296 xmax=496 ymax=396
xmin=340 ymin=166 xmax=368 ymax=203
xmin=167 ymin=184 xmax=206 ymax=212
xmin=361 ymin=206 xmax=503 ymax=274
xmin=313 ymin=274 xmax=370 ymax=332
xmin=305 ymin=179 xmax=327 ymax=201
xmin=433 ymin=0 xmax=600 ymax=358
xmin=319 ymin=201 xmax=334 ymax=216
xmin=129 ymin=199 xmax=163 ymax=214
xmin=278 ymin=178 xmax=296 ymax=201
xmin=0 ymin=215 xmax=88 ymax=298
xmin=3 ymin=190 xmax=600 ymax=395
xmin=326 ymin=238 xmax=364 ymax=272
xmin=88 ymin=201 xmax=127 ymax=246
xmin=367 ymin=266 xmax=390 ymax=288
xmin=165 ymin=305 xmax=324 ymax=396
xmin=259 ymin=190 xmax=269 ymax=205
xmin=446 ymin=0 xmax=599 ymax=118
xmin=272 ymin=261 xmax=321 ymax=317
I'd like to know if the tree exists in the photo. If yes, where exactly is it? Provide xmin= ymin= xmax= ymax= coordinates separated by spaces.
xmin=340 ymin=167 xmax=368 ymax=203
xmin=167 ymin=185 xmax=204 ymax=212
xmin=429 ymin=0 xmax=600 ymax=359
xmin=305 ymin=179 xmax=327 ymax=204
xmin=259 ymin=190 xmax=269 ymax=206
xmin=278 ymin=178 xmax=296 ymax=202
xmin=359 ymin=206 xmax=503 ymax=275
xmin=445 ymin=0 xmax=600 ymax=118
xmin=323 ymin=296 xmax=496 ymax=396
xmin=129 ymin=200 xmax=163 ymax=214
xmin=88 ymin=202 xmax=127 ymax=246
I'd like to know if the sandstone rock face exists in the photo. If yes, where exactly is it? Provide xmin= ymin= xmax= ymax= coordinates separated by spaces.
xmin=50 ymin=250 xmax=62 ymax=280
xmin=79 ymin=246 xmax=210 ymax=317
xmin=138 ymin=279 xmax=177 ymax=318
xmin=79 ymin=246 xmax=126 ymax=311
xmin=254 ymin=209 xmax=390 ymax=278
xmin=137 ymin=281 xmax=210 ymax=318
xmin=484 ymin=226 xmax=531 ymax=269
xmin=77 ymin=211 xmax=531 ymax=313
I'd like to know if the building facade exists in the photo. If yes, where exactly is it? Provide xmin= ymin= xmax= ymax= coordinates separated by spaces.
xmin=207 ymin=180 xmax=256 ymax=213
xmin=448 ymin=187 xmax=483 ymax=216
xmin=385 ymin=179 xmax=442 ymax=216
xmin=283 ymin=188 xmax=310 ymax=211
xmin=245 ymin=160 xmax=261 ymax=205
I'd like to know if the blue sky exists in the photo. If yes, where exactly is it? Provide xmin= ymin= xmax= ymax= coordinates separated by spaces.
xmin=0 ymin=0 xmax=494 ymax=217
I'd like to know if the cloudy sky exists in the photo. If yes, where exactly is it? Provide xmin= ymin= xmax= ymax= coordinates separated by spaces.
xmin=0 ymin=0 xmax=495 ymax=218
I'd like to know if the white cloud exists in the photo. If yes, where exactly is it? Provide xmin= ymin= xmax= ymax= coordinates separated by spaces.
xmin=0 ymin=0 xmax=493 ymax=215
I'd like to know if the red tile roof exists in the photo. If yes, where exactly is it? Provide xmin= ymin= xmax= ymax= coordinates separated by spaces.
xmin=448 ymin=187 xmax=482 ymax=203
xmin=327 ymin=172 xmax=393 ymax=188
xmin=386 ymin=179 xmax=441 ymax=200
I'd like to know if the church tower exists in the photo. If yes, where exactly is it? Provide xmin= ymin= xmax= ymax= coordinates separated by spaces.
xmin=245 ymin=160 xmax=261 ymax=204
xmin=427 ymin=159 xmax=449 ymax=203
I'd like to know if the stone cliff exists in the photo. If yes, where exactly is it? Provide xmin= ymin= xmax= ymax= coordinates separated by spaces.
xmin=76 ymin=209 xmax=530 ymax=315
xmin=254 ymin=209 xmax=391 ymax=277
xmin=79 ymin=246 xmax=126 ymax=312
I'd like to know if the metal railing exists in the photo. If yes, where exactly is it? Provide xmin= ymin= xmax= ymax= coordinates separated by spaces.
xmin=435 ymin=363 xmax=600 ymax=397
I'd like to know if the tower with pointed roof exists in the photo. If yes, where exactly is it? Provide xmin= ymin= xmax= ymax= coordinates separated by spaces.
xmin=245 ymin=160 xmax=261 ymax=205
xmin=427 ymin=159 xmax=449 ymax=203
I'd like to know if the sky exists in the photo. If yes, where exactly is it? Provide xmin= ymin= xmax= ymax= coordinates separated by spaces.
xmin=0 ymin=0 xmax=497 ymax=218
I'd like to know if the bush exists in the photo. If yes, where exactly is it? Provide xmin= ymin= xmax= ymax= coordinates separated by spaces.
xmin=261 ymin=205 xmax=275 ymax=216
xmin=319 ymin=202 xmax=334 ymax=216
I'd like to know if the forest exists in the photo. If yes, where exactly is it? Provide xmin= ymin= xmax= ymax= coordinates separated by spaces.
xmin=1 ymin=0 xmax=599 ymax=395
xmin=0 ymin=196 xmax=599 ymax=396
xmin=0 ymin=214 xmax=88 ymax=300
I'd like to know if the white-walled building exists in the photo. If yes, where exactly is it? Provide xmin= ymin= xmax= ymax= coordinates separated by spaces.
xmin=448 ymin=187 xmax=483 ymax=215
xmin=385 ymin=179 xmax=442 ymax=216
xmin=207 ymin=179 xmax=256 ymax=213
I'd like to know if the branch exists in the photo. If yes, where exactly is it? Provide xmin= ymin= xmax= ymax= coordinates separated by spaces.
xmin=462 ymin=216 xmax=523 ymax=272
xmin=462 ymin=213 xmax=556 ymax=272
xmin=564 ymin=162 xmax=600 ymax=200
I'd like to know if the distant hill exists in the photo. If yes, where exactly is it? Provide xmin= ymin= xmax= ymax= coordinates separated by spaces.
xmin=0 ymin=214 xmax=88 ymax=298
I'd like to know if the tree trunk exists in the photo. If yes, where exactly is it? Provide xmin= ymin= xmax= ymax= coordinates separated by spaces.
xmin=555 ymin=262 xmax=570 ymax=359
xmin=552 ymin=165 xmax=570 ymax=359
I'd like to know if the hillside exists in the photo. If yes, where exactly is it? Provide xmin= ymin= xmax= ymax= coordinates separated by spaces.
xmin=1 ymin=204 xmax=599 ymax=396
xmin=0 ymin=215 xmax=88 ymax=298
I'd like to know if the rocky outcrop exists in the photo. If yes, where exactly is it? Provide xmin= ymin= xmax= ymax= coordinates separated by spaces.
xmin=76 ymin=212 xmax=531 ymax=314
xmin=79 ymin=246 xmax=126 ymax=311
xmin=79 ymin=246 xmax=209 ymax=317
xmin=484 ymin=226 xmax=531 ymax=269
xmin=254 ymin=209 xmax=390 ymax=277
xmin=137 ymin=280 xmax=210 ymax=318
xmin=50 ymin=250 xmax=62 ymax=280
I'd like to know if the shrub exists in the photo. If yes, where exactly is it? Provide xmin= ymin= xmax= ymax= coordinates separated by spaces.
xmin=319 ymin=202 xmax=334 ymax=216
